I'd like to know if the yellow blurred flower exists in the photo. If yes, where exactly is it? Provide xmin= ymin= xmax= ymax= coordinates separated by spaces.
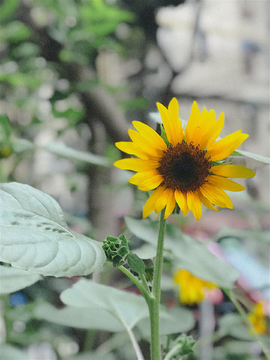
xmin=173 ymin=269 xmax=218 ymax=305
xmin=114 ymin=98 xmax=255 ymax=220
xmin=248 ymin=301 xmax=268 ymax=334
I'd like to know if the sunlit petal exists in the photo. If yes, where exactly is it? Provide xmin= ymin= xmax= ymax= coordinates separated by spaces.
xmin=206 ymin=131 xmax=249 ymax=160
xmin=175 ymin=190 xmax=189 ymax=216
xmin=115 ymin=141 xmax=149 ymax=159
xmin=157 ymin=99 xmax=183 ymax=146
xmin=211 ymin=164 xmax=255 ymax=178
xmin=187 ymin=191 xmax=203 ymax=220
xmin=128 ymin=129 xmax=163 ymax=157
xmin=207 ymin=176 xmax=246 ymax=192
xmin=197 ymin=190 xmax=218 ymax=211
xmin=132 ymin=121 xmax=167 ymax=151
xmin=143 ymin=186 xmax=166 ymax=218
xmin=200 ymin=183 xmax=233 ymax=209
xmin=114 ymin=158 xmax=159 ymax=171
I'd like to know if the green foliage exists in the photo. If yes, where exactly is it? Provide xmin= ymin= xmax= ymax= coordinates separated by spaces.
xmin=0 ymin=182 xmax=106 ymax=277
xmin=125 ymin=216 xmax=240 ymax=288
xmin=0 ymin=266 xmax=41 ymax=295
xmin=103 ymin=234 xmax=130 ymax=267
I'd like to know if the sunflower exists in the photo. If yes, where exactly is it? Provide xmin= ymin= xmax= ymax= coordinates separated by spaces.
xmin=173 ymin=269 xmax=218 ymax=305
xmin=248 ymin=301 xmax=269 ymax=335
xmin=114 ymin=98 xmax=255 ymax=220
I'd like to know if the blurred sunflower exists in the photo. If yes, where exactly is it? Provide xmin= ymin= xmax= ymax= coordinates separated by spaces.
xmin=248 ymin=301 xmax=269 ymax=334
xmin=114 ymin=98 xmax=255 ymax=220
xmin=173 ymin=269 xmax=218 ymax=305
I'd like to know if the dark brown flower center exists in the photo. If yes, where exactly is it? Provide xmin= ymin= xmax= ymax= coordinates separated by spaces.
xmin=157 ymin=141 xmax=211 ymax=193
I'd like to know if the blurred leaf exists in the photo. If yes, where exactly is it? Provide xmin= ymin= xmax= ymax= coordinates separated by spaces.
xmin=0 ymin=0 xmax=20 ymax=22
xmin=231 ymin=149 xmax=270 ymax=164
xmin=44 ymin=142 xmax=111 ymax=166
xmin=0 ymin=345 xmax=29 ymax=360
xmin=0 ymin=266 xmax=41 ymax=294
xmin=0 ymin=182 xmax=106 ymax=277
xmin=0 ymin=72 xmax=41 ymax=88
xmin=211 ymin=226 xmax=270 ymax=244
xmin=12 ymin=42 xmax=40 ymax=58
xmin=137 ymin=307 xmax=195 ymax=337
xmin=119 ymin=97 xmax=149 ymax=111
xmin=60 ymin=278 xmax=149 ymax=331
xmin=0 ymin=21 xmax=31 ymax=42
xmin=11 ymin=139 xmax=35 ymax=153
xmin=125 ymin=217 xmax=240 ymax=288
xmin=34 ymin=302 xmax=124 ymax=332
xmin=68 ymin=352 xmax=116 ymax=360
xmin=0 ymin=115 xmax=12 ymax=139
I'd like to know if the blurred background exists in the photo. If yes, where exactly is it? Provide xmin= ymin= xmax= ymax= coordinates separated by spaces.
xmin=0 ymin=0 xmax=269 ymax=359
xmin=0 ymin=0 xmax=269 ymax=237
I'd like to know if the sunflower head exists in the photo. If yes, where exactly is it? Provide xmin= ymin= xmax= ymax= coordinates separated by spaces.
xmin=114 ymin=98 xmax=255 ymax=220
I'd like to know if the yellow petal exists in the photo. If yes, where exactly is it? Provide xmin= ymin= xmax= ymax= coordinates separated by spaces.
xmin=115 ymin=141 xmax=149 ymax=159
xmin=211 ymin=164 xmax=255 ymax=178
xmin=187 ymin=191 xmax=202 ymax=220
xmin=154 ymin=189 xmax=170 ymax=214
xmin=175 ymin=190 xmax=189 ymax=216
xmin=164 ymin=189 xmax=176 ymax=218
xmin=167 ymin=98 xmax=183 ymax=145
xmin=129 ymin=170 xmax=160 ymax=185
xmin=197 ymin=190 xmax=218 ymax=211
xmin=199 ymin=112 xmax=225 ymax=150
xmin=142 ymin=186 xmax=166 ymax=218
xmin=184 ymin=101 xmax=201 ymax=144
xmin=128 ymin=129 xmax=162 ymax=158
xmin=132 ymin=121 xmax=167 ymax=151
xmin=156 ymin=98 xmax=183 ymax=146
xmin=200 ymin=183 xmax=233 ymax=209
xmin=208 ymin=175 xmax=246 ymax=192
xmin=114 ymin=158 xmax=159 ymax=171
xmin=137 ymin=174 xmax=163 ymax=191
xmin=206 ymin=131 xmax=249 ymax=160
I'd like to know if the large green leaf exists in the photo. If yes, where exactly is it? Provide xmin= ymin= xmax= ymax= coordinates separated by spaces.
xmin=137 ymin=307 xmax=195 ymax=337
xmin=0 ymin=266 xmax=41 ymax=295
xmin=34 ymin=302 xmax=123 ymax=332
xmin=125 ymin=217 xmax=240 ymax=288
xmin=60 ymin=278 xmax=149 ymax=331
xmin=0 ymin=182 xmax=106 ymax=277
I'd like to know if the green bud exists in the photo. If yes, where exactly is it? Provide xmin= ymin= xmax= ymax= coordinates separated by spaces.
xmin=176 ymin=334 xmax=196 ymax=355
xmin=102 ymin=235 xmax=130 ymax=268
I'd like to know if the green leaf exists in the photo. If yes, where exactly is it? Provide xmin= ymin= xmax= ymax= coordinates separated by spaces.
xmin=0 ymin=0 xmax=20 ymax=22
xmin=137 ymin=307 xmax=195 ymax=337
xmin=127 ymin=253 xmax=145 ymax=274
xmin=34 ymin=303 xmax=123 ymax=332
xmin=0 ymin=266 xmax=41 ymax=295
xmin=0 ymin=21 xmax=31 ymax=42
xmin=60 ymin=278 xmax=149 ymax=331
xmin=0 ymin=182 xmax=106 ymax=277
xmin=125 ymin=217 xmax=240 ymax=288
xmin=232 ymin=149 xmax=270 ymax=164
xmin=0 ymin=345 xmax=28 ymax=360
xmin=44 ymin=142 xmax=111 ymax=166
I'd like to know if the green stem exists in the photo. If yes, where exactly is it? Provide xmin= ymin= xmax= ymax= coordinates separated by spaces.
xmin=149 ymin=208 xmax=166 ymax=360
xmin=163 ymin=344 xmax=183 ymax=360
xmin=227 ymin=289 xmax=270 ymax=359
xmin=118 ymin=265 xmax=151 ymax=301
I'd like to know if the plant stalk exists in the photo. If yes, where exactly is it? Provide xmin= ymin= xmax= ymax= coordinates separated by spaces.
xmin=149 ymin=208 xmax=166 ymax=360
